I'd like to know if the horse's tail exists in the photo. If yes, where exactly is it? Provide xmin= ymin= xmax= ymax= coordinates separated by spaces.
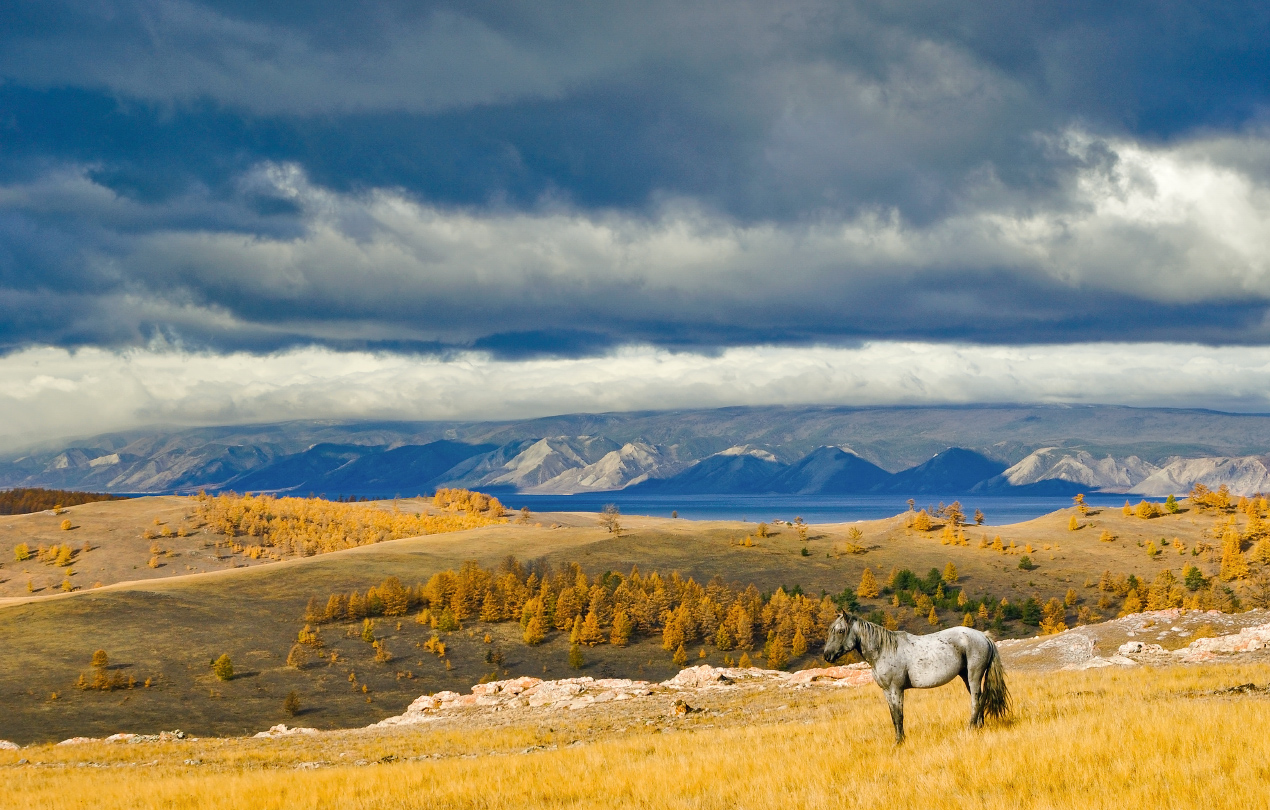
xmin=979 ymin=638 xmax=1012 ymax=722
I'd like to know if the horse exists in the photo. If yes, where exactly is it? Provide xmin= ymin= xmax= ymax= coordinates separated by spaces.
xmin=823 ymin=612 xmax=1010 ymax=744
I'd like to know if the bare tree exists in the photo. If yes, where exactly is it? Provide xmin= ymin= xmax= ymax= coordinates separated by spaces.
xmin=599 ymin=504 xmax=622 ymax=536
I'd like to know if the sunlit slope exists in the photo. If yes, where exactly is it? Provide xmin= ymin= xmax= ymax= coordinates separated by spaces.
xmin=0 ymin=500 xmax=1257 ymax=744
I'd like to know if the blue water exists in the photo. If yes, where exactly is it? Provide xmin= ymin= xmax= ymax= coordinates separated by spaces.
xmin=503 ymin=492 xmax=1136 ymax=526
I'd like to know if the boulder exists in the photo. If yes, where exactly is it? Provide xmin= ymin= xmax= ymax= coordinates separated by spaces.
xmin=0 ymin=740 xmax=18 ymax=751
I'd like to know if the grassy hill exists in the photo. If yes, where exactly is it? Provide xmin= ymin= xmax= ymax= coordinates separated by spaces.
xmin=0 ymin=495 xmax=1258 ymax=744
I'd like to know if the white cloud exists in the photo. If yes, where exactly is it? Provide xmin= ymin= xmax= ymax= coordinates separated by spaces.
xmin=4 ymin=341 xmax=1270 ymax=452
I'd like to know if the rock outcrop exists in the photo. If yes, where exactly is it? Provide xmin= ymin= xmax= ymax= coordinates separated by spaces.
xmin=374 ymin=663 xmax=874 ymax=728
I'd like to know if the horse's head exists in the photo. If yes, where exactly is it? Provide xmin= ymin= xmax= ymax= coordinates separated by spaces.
xmin=822 ymin=610 xmax=859 ymax=663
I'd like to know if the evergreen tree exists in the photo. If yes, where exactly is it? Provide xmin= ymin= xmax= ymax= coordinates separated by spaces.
xmin=1221 ymin=530 xmax=1250 ymax=581
xmin=283 ymin=691 xmax=301 ymax=716
xmin=673 ymin=643 xmax=688 ymax=667
xmin=714 ymin=622 xmax=735 ymax=651
xmin=610 ymin=610 xmax=634 ymax=647
xmin=1039 ymin=598 xmax=1067 ymax=635
xmin=791 ymin=628 xmax=807 ymax=658
xmin=569 ymin=643 xmax=585 ymax=669
xmin=1119 ymin=589 xmax=1142 ymax=617
xmin=578 ymin=608 xmax=605 ymax=646
xmin=856 ymin=568 xmax=880 ymax=598
xmin=522 ymin=615 xmax=546 ymax=646
xmin=436 ymin=607 xmax=460 ymax=631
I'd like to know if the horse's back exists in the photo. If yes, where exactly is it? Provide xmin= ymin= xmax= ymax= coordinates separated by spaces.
xmin=893 ymin=627 xmax=994 ymax=689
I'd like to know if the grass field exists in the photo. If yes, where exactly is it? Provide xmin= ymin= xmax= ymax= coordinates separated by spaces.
xmin=2 ymin=663 xmax=1268 ymax=809
xmin=0 ymin=495 xmax=1261 ymax=744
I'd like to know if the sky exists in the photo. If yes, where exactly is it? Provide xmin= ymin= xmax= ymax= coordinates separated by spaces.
xmin=3 ymin=2 xmax=1270 ymax=448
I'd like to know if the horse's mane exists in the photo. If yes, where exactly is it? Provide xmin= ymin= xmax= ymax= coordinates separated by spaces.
xmin=851 ymin=615 xmax=899 ymax=655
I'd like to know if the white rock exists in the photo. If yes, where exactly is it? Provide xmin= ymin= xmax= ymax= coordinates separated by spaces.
xmin=0 ymin=740 xmax=19 ymax=751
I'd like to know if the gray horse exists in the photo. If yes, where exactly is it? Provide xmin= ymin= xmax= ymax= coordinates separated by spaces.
xmin=823 ymin=612 xmax=1010 ymax=743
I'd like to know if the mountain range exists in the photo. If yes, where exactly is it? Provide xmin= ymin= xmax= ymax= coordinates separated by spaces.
xmin=5 ymin=405 xmax=1270 ymax=497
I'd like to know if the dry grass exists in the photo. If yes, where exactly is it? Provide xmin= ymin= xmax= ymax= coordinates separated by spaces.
xmin=4 ymin=663 xmax=1269 ymax=809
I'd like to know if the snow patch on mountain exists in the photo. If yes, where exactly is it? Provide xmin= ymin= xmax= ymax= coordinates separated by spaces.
xmin=476 ymin=436 xmax=621 ymax=490
xmin=1131 ymin=456 xmax=1270 ymax=497
xmin=717 ymin=445 xmax=779 ymax=463
xmin=1001 ymin=448 xmax=1158 ymax=492
xmin=525 ymin=442 xmax=688 ymax=494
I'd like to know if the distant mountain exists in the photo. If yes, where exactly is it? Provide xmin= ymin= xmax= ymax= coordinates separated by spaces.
xmin=630 ymin=447 xmax=785 ymax=494
xmin=1131 ymin=456 xmax=1270 ymax=497
xmin=10 ymin=404 xmax=1270 ymax=496
xmin=876 ymin=448 xmax=1007 ymax=494
xmin=451 ymin=436 xmax=621 ymax=491
xmin=307 ymin=441 xmax=494 ymax=496
xmin=976 ymin=448 xmax=1159 ymax=494
xmin=225 ymin=444 xmax=369 ymax=493
xmin=524 ymin=442 xmax=688 ymax=494
xmin=766 ymin=446 xmax=891 ymax=494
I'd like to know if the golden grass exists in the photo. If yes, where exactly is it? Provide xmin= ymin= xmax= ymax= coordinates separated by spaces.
xmin=4 ymin=663 xmax=1270 ymax=810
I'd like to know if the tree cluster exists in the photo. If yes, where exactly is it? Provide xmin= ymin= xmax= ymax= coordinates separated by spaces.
xmin=302 ymin=558 xmax=846 ymax=670
xmin=0 ymin=488 xmax=127 ymax=516
xmin=194 ymin=490 xmax=505 ymax=559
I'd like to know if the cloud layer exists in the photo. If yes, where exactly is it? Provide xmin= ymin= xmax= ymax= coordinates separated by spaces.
xmin=5 ymin=341 xmax=1270 ymax=451
xmin=3 ymin=2 xmax=1270 ymax=439
xmin=4 ymin=131 xmax=1270 ymax=353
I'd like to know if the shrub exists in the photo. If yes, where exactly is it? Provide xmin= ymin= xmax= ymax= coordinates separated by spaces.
xmin=1165 ymin=494 xmax=1181 ymax=513
xmin=800 ymin=547 xmax=810 ymax=557
xmin=60 ymin=519 xmax=72 ymax=531
xmin=1069 ymin=516 xmax=1079 ymax=531
xmin=283 ymin=691 xmax=301 ymax=717
xmin=13 ymin=543 xmax=30 ymax=562
xmin=212 ymin=654 xmax=234 ymax=681
xmin=1018 ymin=556 xmax=1036 ymax=571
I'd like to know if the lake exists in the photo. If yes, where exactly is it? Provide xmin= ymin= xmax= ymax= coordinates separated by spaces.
xmin=502 ymin=492 xmax=1138 ymax=526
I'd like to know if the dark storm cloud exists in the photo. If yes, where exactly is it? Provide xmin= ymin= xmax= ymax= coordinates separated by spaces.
xmin=2 ymin=1 xmax=1270 ymax=355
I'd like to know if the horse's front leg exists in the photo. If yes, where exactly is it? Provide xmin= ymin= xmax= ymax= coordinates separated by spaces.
xmin=885 ymin=686 xmax=905 ymax=744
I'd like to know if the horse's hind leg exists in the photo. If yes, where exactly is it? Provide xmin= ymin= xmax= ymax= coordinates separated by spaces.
xmin=966 ymin=660 xmax=986 ymax=727
xmin=885 ymin=687 xmax=905 ymax=744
